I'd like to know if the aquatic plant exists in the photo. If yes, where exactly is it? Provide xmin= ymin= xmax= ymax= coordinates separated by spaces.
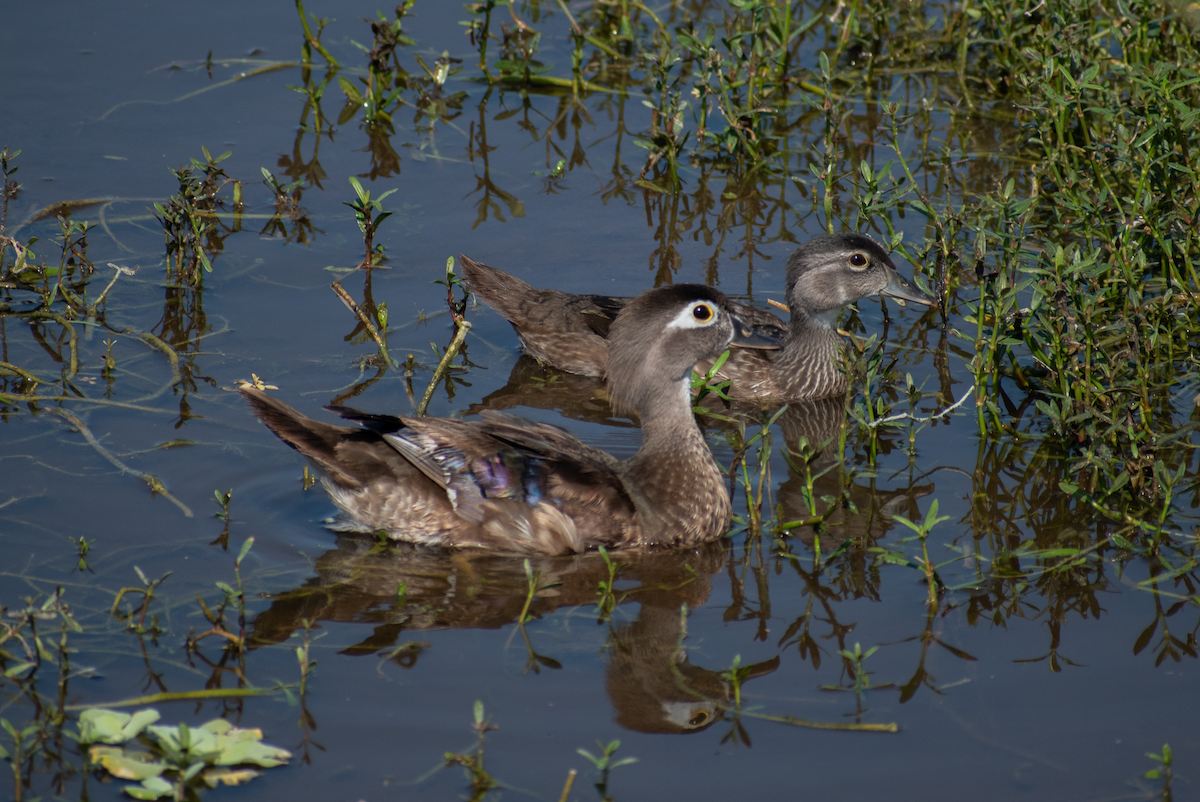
xmin=79 ymin=708 xmax=290 ymax=800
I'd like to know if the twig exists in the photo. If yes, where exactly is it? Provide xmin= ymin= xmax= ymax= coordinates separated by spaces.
xmin=93 ymin=263 xmax=136 ymax=310
xmin=0 ymin=361 xmax=48 ymax=383
xmin=296 ymin=0 xmax=340 ymax=67
xmin=49 ymin=407 xmax=193 ymax=517
xmin=0 ymin=393 xmax=183 ymax=413
xmin=27 ymin=311 xmax=79 ymax=377
xmin=553 ymin=0 xmax=581 ymax=33
xmin=120 ymin=327 xmax=182 ymax=385
xmin=558 ymin=769 xmax=577 ymax=802
xmin=867 ymin=385 xmax=975 ymax=428
xmin=66 ymin=687 xmax=278 ymax=710
xmin=331 ymin=280 xmax=395 ymax=366
xmin=631 ymin=0 xmax=665 ymax=32
xmin=745 ymin=709 xmax=899 ymax=733
xmin=507 ymin=2 xmax=532 ymax=31
xmin=416 ymin=320 xmax=471 ymax=416
xmin=97 ymin=62 xmax=298 ymax=121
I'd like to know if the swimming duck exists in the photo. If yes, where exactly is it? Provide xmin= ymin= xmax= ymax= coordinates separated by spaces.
xmin=460 ymin=232 xmax=935 ymax=403
xmin=241 ymin=285 xmax=779 ymax=555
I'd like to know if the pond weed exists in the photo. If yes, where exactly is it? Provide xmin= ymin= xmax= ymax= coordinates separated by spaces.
xmin=577 ymin=738 xmax=638 ymax=801
xmin=111 ymin=567 xmax=172 ymax=638
xmin=187 ymin=537 xmax=255 ymax=663
xmin=442 ymin=700 xmax=501 ymax=801
xmin=1142 ymin=742 xmax=1173 ymax=801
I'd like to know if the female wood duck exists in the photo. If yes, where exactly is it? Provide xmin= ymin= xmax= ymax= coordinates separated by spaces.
xmin=460 ymin=232 xmax=935 ymax=403
xmin=241 ymin=285 xmax=779 ymax=555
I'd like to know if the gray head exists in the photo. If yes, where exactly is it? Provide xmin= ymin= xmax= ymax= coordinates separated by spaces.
xmin=607 ymin=284 xmax=778 ymax=415
xmin=785 ymin=233 xmax=934 ymax=327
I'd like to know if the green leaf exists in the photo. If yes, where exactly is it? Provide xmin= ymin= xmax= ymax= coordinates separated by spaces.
xmin=237 ymin=536 xmax=255 ymax=566
xmin=3 ymin=661 xmax=36 ymax=679
xmin=337 ymin=76 xmax=364 ymax=105
xmin=213 ymin=733 xmax=291 ymax=768
xmin=125 ymin=775 xmax=174 ymax=799
xmin=147 ymin=723 xmax=216 ymax=757
xmin=89 ymin=746 xmax=167 ymax=781
xmin=1111 ymin=533 xmax=1135 ymax=549
xmin=201 ymin=718 xmax=233 ymax=736
xmin=80 ymin=709 xmax=133 ymax=744
xmin=202 ymin=766 xmax=262 ymax=787
xmin=122 ymin=710 xmax=162 ymax=741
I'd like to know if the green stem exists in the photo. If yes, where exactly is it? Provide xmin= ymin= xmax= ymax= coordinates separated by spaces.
xmin=416 ymin=321 xmax=471 ymax=416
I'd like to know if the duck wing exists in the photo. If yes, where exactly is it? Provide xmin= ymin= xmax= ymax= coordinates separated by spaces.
xmin=727 ymin=300 xmax=787 ymax=340
xmin=330 ymin=406 xmax=638 ymax=551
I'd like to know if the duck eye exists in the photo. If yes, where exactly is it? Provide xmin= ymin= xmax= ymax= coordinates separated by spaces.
xmin=692 ymin=303 xmax=714 ymax=322
xmin=849 ymin=252 xmax=868 ymax=268
xmin=688 ymin=711 xmax=710 ymax=726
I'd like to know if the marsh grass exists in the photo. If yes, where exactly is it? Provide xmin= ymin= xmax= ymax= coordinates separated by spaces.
xmin=3 ymin=0 xmax=1200 ymax=797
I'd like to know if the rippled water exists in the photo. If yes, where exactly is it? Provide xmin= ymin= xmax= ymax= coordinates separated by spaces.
xmin=1 ymin=2 xmax=1195 ymax=800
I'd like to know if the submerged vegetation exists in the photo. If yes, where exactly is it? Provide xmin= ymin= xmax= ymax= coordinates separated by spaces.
xmin=2 ymin=0 xmax=1199 ymax=798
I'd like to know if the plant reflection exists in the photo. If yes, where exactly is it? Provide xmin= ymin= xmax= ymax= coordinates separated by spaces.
xmin=466 ymin=94 xmax=527 ymax=228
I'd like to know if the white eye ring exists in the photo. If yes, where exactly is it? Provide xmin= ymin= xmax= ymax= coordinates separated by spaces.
xmin=666 ymin=301 xmax=719 ymax=330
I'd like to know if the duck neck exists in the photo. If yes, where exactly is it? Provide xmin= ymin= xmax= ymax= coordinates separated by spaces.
xmin=625 ymin=379 xmax=730 ymax=547
xmin=771 ymin=307 xmax=846 ymax=397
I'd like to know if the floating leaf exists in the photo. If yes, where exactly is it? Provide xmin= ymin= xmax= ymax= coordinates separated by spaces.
xmin=79 ymin=709 xmax=161 ymax=745
xmin=147 ymin=723 xmax=221 ymax=761
xmin=200 ymin=718 xmax=233 ymax=736
xmin=202 ymin=767 xmax=262 ymax=787
xmin=213 ymin=726 xmax=292 ymax=767
xmin=89 ymin=746 xmax=167 ymax=781
xmin=125 ymin=775 xmax=174 ymax=800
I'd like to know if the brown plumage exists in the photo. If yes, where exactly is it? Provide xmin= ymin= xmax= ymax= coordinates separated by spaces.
xmin=460 ymin=232 xmax=935 ymax=403
xmin=241 ymin=285 xmax=780 ymax=555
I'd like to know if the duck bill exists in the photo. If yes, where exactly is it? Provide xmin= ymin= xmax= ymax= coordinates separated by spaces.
xmin=882 ymin=268 xmax=936 ymax=306
xmin=729 ymin=313 xmax=783 ymax=350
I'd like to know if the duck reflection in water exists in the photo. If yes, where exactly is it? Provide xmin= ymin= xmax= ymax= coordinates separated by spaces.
xmin=770 ymin=397 xmax=934 ymax=553
xmin=250 ymin=539 xmax=777 ymax=734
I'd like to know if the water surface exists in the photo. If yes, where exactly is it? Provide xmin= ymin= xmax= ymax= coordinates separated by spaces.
xmin=0 ymin=2 xmax=1195 ymax=801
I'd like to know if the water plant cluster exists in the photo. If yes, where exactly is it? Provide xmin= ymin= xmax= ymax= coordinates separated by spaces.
xmin=1 ymin=0 xmax=1197 ymax=798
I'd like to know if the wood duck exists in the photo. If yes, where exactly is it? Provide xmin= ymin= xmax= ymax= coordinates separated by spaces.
xmin=460 ymin=232 xmax=935 ymax=403
xmin=241 ymin=285 xmax=780 ymax=555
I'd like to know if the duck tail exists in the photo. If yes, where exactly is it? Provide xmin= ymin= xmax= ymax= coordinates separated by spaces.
xmin=458 ymin=254 xmax=538 ymax=320
xmin=240 ymin=387 xmax=365 ymax=488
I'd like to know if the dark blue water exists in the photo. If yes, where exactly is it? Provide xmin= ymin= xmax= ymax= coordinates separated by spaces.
xmin=0 ymin=2 xmax=1194 ymax=801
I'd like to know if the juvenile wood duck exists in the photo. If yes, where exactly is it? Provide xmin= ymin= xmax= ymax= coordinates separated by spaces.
xmin=460 ymin=232 xmax=935 ymax=403
xmin=241 ymin=285 xmax=780 ymax=555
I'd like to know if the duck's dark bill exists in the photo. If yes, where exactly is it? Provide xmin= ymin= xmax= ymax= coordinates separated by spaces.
xmin=882 ymin=269 xmax=936 ymax=306
xmin=730 ymin=316 xmax=783 ymax=350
